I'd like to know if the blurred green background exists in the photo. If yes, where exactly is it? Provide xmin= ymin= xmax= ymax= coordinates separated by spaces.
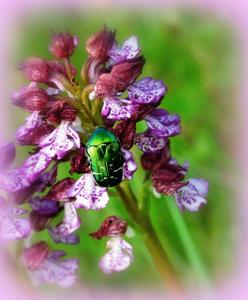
xmin=10 ymin=9 xmax=236 ymax=290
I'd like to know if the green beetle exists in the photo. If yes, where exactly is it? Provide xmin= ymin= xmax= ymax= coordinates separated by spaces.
xmin=86 ymin=127 xmax=125 ymax=187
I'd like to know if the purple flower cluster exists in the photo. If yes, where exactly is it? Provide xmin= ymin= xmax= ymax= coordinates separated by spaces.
xmin=0 ymin=28 xmax=208 ymax=286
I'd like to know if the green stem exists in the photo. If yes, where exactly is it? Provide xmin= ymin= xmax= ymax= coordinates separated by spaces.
xmin=166 ymin=199 xmax=209 ymax=284
xmin=116 ymin=181 xmax=184 ymax=293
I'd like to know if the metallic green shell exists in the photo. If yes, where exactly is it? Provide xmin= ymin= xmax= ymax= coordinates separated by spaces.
xmin=86 ymin=127 xmax=125 ymax=187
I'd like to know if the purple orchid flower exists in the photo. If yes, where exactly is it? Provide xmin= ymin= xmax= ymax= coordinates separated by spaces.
xmin=39 ymin=120 xmax=81 ymax=160
xmin=101 ymin=97 xmax=136 ymax=120
xmin=135 ymin=129 xmax=168 ymax=152
xmin=145 ymin=109 xmax=181 ymax=137
xmin=175 ymin=178 xmax=208 ymax=211
xmin=99 ymin=237 xmax=133 ymax=274
xmin=67 ymin=173 xmax=109 ymax=210
xmin=128 ymin=77 xmax=167 ymax=105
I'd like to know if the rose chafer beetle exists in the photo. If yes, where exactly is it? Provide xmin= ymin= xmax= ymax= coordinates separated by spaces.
xmin=86 ymin=127 xmax=125 ymax=187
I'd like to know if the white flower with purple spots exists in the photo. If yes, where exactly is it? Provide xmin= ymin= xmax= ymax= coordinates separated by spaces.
xmin=99 ymin=236 xmax=133 ymax=274
xmin=39 ymin=120 xmax=81 ymax=160
xmin=67 ymin=173 xmax=109 ymax=210
xmin=175 ymin=178 xmax=208 ymax=211
xmin=101 ymin=97 xmax=136 ymax=120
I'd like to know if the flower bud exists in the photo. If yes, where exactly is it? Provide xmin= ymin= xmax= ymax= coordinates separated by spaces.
xmin=86 ymin=28 xmax=115 ymax=62
xmin=21 ymin=241 xmax=50 ymax=271
xmin=12 ymin=86 xmax=48 ymax=112
xmin=90 ymin=216 xmax=127 ymax=240
xmin=45 ymin=100 xmax=77 ymax=124
xmin=113 ymin=120 xmax=136 ymax=150
xmin=95 ymin=56 xmax=145 ymax=97
xmin=21 ymin=57 xmax=49 ymax=82
xmin=49 ymin=32 xmax=78 ymax=59
xmin=70 ymin=147 xmax=90 ymax=174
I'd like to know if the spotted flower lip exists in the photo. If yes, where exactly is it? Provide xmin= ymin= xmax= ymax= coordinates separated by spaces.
xmin=145 ymin=109 xmax=181 ymax=137
xmin=51 ymin=202 xmax=81 ymax=236
xmin=135 ymin=130 xmax=168 ymax=152
xmin=99 ymin=236 xmax=133 ymax=274
xmin=109 ymin=36 xmax=140 ymax=65
xmin=101 ymin=97 xmax=135 ymax=120
xmin=67 ymin=173 xmax=109 ymax=210
xmin=0 ymin=197 xmax=32 ymax=240
xmin=22 ymin=152 xmax=52 ymax=183
xmin=22 ymin=241 xmax=79 ymax=287
xmin=39 ymin=121 xmax=81 ymax=160
xmin=128 ymin=77 xmax=167 ymax=104
xmin=175 ymin=178 xmax=208 ymax=211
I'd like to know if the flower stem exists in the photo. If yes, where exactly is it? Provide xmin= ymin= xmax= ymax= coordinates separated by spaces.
xmin=166 ymin=199 xmax=210 ymax=285
xmin=116 ymin=181 xmax=184 ymax=293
